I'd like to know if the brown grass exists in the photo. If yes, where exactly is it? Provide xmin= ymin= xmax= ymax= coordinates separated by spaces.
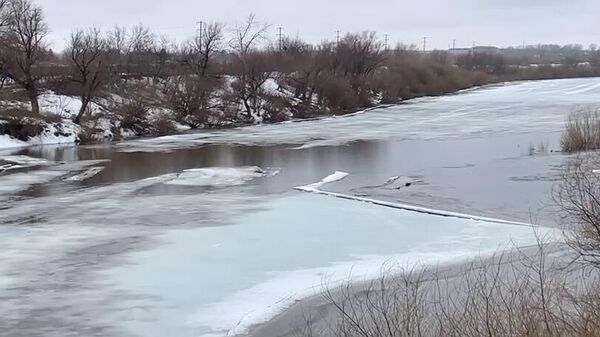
xmin=561 ymin=108 xmax=600 ymax=153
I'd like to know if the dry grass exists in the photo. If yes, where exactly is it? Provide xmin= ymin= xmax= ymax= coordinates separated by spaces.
xmin=302 ymin=246 xmax=600 ymax=337
xmin=561 ymin=108 xmax=600 ymax=153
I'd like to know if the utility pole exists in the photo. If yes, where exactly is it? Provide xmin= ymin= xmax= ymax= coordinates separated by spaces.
xmin=452 ymin=39 xmax=456 ymax=50
xmin=196 ymin=21 xmax=204 ymax=45
xmin=423 ymin=37 xmax=427 ymax=52
xmin=278 ymin=27 xmax=284 ymax=51
xmin=384 ymin=34 xmax=389 ymax=51
xmin=336 ymin=30 xmax=341 ymax=46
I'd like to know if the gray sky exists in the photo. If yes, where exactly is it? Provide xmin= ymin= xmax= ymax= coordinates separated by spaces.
xmin=38 ymin=0 xmax=599 ymax=52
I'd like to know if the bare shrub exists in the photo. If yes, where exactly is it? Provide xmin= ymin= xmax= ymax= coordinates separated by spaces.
xmin=561 ymin=108 xmax=600 ymax=153
xmin=303 ymin=243 xmax=600 ymax=337
xmin=164 ymin=75 xmax=222 ymax=128
xmin=262 ymin=95 xmax=291 ymax=122
xmin=116 ymin=99 xmax=151 ymax=134
xmin=151 ymin=113 xmax=176 ymax=136
xmin=0 ymin=113 xmax=44 ymax=140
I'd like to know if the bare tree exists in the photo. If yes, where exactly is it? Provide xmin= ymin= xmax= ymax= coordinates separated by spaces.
xmin=230 ymin=14 xmax=269 ymax=57
xmin=124 ymin=23 xmax=155 ymax=76
xmin=180 ymin=22 xmax=224 ymax=76
xmin=67 ymin=28 xmax=110 ymax=124
xmin=0 ymin=0 xmax=48 ymax=114
xmin=229 ymin=14 xmax=272 ymax=119
xmin=0 ymin=0 xmax=9 ymax=28
xmin=554 ymin=154 xmax=600 ymax=269
xmin=107 ymin=25 xmax=127 ymax=54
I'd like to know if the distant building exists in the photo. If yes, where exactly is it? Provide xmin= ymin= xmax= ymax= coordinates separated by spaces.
xmin=472 ymin=46 xmax=499 ymax=54
xmin=448 ymin=48 xmax=471 ymax=56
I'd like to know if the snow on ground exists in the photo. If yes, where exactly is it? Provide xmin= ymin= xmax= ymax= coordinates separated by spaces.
xmin=39 ymin=92 xmax=84 ymax=118
xmin=261 ymin=78 xmax=280 ymax=96
xmin=1 ymin=89 xmax=184 ymax=150
xmin=27 ymin=120 xmax=80 ymax=147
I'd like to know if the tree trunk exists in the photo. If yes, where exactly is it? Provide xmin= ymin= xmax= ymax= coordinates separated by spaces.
xmin=74 ymin=97 xmax=89 ymax=125
xmin=28 ymin=87 xmax=40 ymax=114
xmin=243 ymin=97 xmax=252 ymax=118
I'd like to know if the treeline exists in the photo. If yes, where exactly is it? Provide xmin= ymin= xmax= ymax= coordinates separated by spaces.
xmin=2 ymin=0 xmax=600 ymax=141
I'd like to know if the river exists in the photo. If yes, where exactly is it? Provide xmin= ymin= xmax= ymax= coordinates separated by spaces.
xmin=1 ymin=77 xmax=599 ymax=337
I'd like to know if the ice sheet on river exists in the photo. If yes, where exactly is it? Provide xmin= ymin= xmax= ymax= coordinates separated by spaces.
xmin=116 ymin=78 xmax=600 ymax=152
xmin=0 ymin=159 xmax=109 ymax=198
xmin=102 ymin=194 xmax=558 ymax=337
xmin=296 ymin=171 xmax=532 ymax=226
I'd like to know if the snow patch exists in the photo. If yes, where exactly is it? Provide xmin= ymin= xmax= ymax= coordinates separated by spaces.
xmin=0 ymin=135 xmax=27 ymax=150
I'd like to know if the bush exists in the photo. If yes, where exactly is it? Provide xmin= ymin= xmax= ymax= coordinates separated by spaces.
xmin=262 ymin=95 xmax=292 ymax=123
xmin=0 ymin=108 xmax=46 ymax=141
xmin=0 ymin=117 xmax=44 ymax=141
xmin=152 ymin=114 xmax=177 ymax=135
xmin=117 ymin=100 xmax=152 ymax=135
xmin=561 ymin=108 xmax=600 ymax=153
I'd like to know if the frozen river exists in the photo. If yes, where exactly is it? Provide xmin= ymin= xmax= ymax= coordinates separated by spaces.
xmin=1 ymin=77 xmax=599 ymax=337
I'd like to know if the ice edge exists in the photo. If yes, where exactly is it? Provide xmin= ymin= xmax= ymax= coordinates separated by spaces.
xmin=294 ymin=172 xmax=532 ymax=227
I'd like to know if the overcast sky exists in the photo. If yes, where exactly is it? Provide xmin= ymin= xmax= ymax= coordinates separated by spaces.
xmin=37 ymin=0 xmax=599 ymax=52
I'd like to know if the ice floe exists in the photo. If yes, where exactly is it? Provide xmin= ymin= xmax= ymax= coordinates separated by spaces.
xmin=65 ymin=167 xmax=105 ymax=182
xmin=163 ymin=166 xmax=279 ymax=187
xmin=301 ymin=171 xmax=349 ymax=190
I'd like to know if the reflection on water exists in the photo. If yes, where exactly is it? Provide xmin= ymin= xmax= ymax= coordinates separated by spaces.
xmin=10 ymin=130 xmax=565 ymax=223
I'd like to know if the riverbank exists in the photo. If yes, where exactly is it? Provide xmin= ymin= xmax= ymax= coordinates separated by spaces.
xmin=2 ymin=72 xmax=600 ymax=152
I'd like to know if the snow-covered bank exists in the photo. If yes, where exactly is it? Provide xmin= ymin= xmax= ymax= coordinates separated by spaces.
xmin=0 ymin=120 xmax=79 ymax=150
xmin=116 ymin=77 xmax=600 ymax=152
xmin=0 ymin=89 xmax=190 ymax=151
